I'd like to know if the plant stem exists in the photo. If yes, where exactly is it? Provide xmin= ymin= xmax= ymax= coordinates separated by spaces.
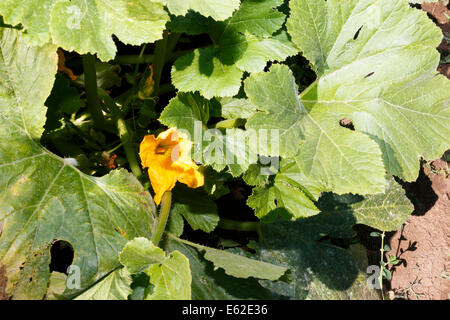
xmin=152 ymin=30 xmax=169 ymax=96
xmin=82 ymin=54 xmax=106 ymax=130
xmin=218 ymin=219 xmax=259 ymax=232
xmin=152 ymin=191 xmax=172 ymax=246
xmin=218 ymin=219 xmax=262 ymax=241
xmin=379 ymin=231 xmax=386 ymax=300
xmin=152 ymin=31 xmax=181 ymax=96
xmin=98 ymin=88 xmax=143 ymax=182
xmin=112 ymin=49 xmax=189 ymax=65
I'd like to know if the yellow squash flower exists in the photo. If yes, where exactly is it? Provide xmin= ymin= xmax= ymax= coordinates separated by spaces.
xmin=140 ymin=128 xmax=204 ymax=205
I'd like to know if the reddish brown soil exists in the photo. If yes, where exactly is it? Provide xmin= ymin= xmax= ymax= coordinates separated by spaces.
xmin=423 ymin=2 xmax=450 ymax=79
xmin=0 ymin=264 xmax=7 ymax=300
xmin=389 ymin=156 xmax=450 ymax=300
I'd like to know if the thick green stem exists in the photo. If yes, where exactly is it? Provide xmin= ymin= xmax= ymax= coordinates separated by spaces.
xmin=114 ymin=54 xmax=154 ymax=65
xmin=152 ymin=192 xmax=172 ymax=246
xmin=218 ymin=219 xmax=262 ymax=241
xmin=98 ymin=89 xmax=143 ymax=182
xmin=112 ymin=49 xmax=188 ymax=65
xmin=218 ymin=219 xmax=259 ymax=232
xmin=151 ymin=31 xmax=181 ymax=96
xmin=82 ymin=54 xmax=106 ymax=130
xmin=152 ymin=30 xmax=169 ymax=96
xmin=379 ymin=231 xmax=386 ymax=300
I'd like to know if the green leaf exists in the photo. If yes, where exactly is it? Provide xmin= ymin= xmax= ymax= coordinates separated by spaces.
xmin=247 ymin=160 xmax=321 ymax=221
xmin=382 ymin=268 xmax=392 ymax=281
xmin=119 ymin=237 xmax=191 ymax=300
xmin=164 ymin=238 xmax=281 ymax=299
xmin=287 ymin=0 xmax=450 ymax=182
xmin=119 ymin=238 xmax=166 ymax=274
xmin=166 ymin=208 xmax=184 ymax=237
xmin=162 ymin=0 xmax=241 ymax=21
xmin=316 ymin=176 xmax=413 ymax=232
xmin=0 ymin=0 xmax=169 ymax=61
xmin=147 ymin=250 xmax=191 ymax=300
xmin=220 ymin=97 xmax=257 ymax=120
xmin=252 ymin=220 xmax=380 ymax=300
xmin=0 ymin=29 xmax=155 ymax=299
xmin=245 ymin=64 xmax=386 ymax=195
xmin=170 ymin=236 xmax=288 ymax=281
xmin=172 ymin=186 xmax=219 ymax=233
xmin=159 ymin=92 xmax=258 ymax=176
xmin=75 ymin=268 xmax=132 ymax=300
xmin=75 ymin=60 xmax=121 ymax=89
xmin=171 ymin=48 xmax=244 ymax=99
xmin=44 ymin=74 xmax=82 ymax=131
xmin=45 ymin=272 xmax=67 ymax=300
xmin=171 ymin=0 xmax=297 ymax=98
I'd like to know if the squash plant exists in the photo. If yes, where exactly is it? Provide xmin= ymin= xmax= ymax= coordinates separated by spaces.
xmin=0 ymin=0 xmax=448 ymax=300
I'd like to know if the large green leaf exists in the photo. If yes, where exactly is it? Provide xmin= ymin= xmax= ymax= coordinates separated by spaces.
xmin=287 ymin=0 xmax=450 ymax=182
xmin=315 ymin=176 xmax=413 ymax=232
xmin=171 ymin=0 xmax=297 ymax=98
xmin=162 ymin=0 xmax=241 ymax=21
xmin=253 ymin=220 xmax=380 ymax=300
xmin=0 ymin=29 xmax=155 ymax=299
xmin=169 ymin=236 xmax=288 ymax=281
xmin=164 ymin=237 xmax=284 ymax=300
xmin=119 ymin=237 xmax=191 ymax=300
xmin=75 ymin=268 xmax=132 ymax=300
xmin=0 ymin=0 xmax=169 ymax=61
xmin=172 ymin=186 xmax=219 ymax=233
xmin=245 ymin=64 xmax=386 ymax=195
xmin=247 ymin=161 xmax=321 ymax=221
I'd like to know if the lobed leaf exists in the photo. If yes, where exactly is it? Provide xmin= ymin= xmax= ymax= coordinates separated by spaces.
xmin=0 ymin=29 xmax=155 ymax=299
xmin=0 ymin=0 xmax=169 ymax=61
xmin=287 ymin=0 xmax=450 ymax=183
xmin=119 ymin=237 xmax=191 ymax=300
xmin=171 ymin=0 xmax=297 ymax=98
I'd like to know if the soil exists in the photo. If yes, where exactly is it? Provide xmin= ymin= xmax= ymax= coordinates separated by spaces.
xmin=389 ymin=156 xmax=450 ymax=300
xmin=0 ymin=264 xmax=7 ymax=300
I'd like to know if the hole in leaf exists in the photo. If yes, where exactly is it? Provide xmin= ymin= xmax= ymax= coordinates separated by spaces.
xmin=49 ymin=240 xmax=74 ymax=274
xmin=353 ymin=26 xmax=363 ymax=40
xmin=339 ymin=118 xmax=355 ymax=131
xmin=364 ymin=72 xmax=375 ymax=79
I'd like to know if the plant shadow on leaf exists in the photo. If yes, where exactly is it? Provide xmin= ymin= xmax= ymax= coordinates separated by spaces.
xmin=173 ymin=50 xmax=195 ymax=72
xmin=255 ymin=215 xmax=367 ymax=300
xmin=198 ymin=47 xmax=215 ymax=76
xmin=164 ymin=238 xmax=286 ymax=300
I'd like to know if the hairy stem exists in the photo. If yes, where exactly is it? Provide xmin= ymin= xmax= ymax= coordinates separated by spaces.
xmin=82 ymin=54 xmax=107 ymax=130
xmin=219 ymin=219 xmax=262 ymax=241
xmin=152 ymin=31 xmax=181 ymax=96
xmin=152 ymin=191 xmax=172 ymax=246
xmin=98 ymin=88 xmax=143 ymax=182
xmin=379 ymin=231 xmax=386 ymax=300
